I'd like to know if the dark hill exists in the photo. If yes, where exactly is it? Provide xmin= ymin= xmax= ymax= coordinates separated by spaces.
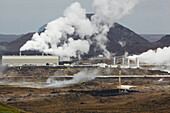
xmin=140 ymin=34 xmax=165 ymax=42
xmin=0 ymin=34 xmax=21 ymax=43
xmin=148 ymin=35 xmax=170 ymax=50
xmin=1 ymin=33 xmax=35 ymax=55
xmin=86 ymin=14 xmax=151 ymax=56
xmin=156 ymin=35 xmax=170 ymax=46
xmin=106 ymin=23 xmax=150 ymax=56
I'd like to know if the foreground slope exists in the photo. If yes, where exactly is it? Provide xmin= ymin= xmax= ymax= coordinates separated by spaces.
xmin=0 ymin=77 xmax=169 ymax=113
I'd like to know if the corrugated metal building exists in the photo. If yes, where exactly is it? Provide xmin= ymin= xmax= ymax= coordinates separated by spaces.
xmin=2 ymin=55 xmax=59 ymax=66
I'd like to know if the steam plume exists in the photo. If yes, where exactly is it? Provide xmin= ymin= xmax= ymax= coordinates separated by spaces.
xmin=20 ymin=0 xmax=139 ymax=58
xmin=20 ymin=2 xmax=93 ymax=57
xmin=44 ymin=69 xmax=99 ymax=87
xmin=128 ymin=47 xmax=170 ymax=65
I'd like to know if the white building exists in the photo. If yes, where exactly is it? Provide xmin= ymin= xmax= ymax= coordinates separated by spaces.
xmin=2 ymin=55 xmax=59 ymax=66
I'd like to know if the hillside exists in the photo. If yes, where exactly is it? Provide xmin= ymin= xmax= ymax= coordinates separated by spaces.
xmin=0 ymin=102 xmax=25 ymax=113
xmin=140 ymin=34 xmax=165 ymax=42
xmin=106 ymin=23 xmax=150 ymax=56
xmin=1 ymin=32 xmax=35 ymax=55
xmin=0 ymin=34 xmax=21 ymax=43
xmin=156 ymin=35 xmax=170 ymax=45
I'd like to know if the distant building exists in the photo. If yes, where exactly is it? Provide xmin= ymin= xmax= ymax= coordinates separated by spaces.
xmin=2 ymin=55 xmax=59 ymax=66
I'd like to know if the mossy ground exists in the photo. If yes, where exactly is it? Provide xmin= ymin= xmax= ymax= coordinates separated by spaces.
xmin=0 ymin=102 xmax=26 ymax=113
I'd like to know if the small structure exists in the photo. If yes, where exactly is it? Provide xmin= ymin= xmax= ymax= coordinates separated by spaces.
xmin=117 ymin=71 xmax=140 ymax=92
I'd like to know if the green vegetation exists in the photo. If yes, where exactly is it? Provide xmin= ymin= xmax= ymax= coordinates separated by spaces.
xmin=0 ymin=102 xmax=25 ymax=113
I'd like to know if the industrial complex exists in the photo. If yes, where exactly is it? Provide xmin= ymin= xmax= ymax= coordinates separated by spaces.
xmin=1 ymin=52 xmax=140 ymax=68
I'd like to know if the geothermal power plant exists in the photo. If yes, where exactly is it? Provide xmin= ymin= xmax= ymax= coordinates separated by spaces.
xmin=0 ymin=0 xmax=169 ymax=113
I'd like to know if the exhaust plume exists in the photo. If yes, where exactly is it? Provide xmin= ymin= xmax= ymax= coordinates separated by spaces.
xmin=128 ymin=47 xmax=170 ymax=65
xmin=44 ymin=69 xmax=99 ymax=87
xmin=20 ymin=0 xmax=139 ymax=58
xmin=128 ymin=46 xmax=170 ymax=72
xmin=20 ymin=2 xmax=93 ymax=57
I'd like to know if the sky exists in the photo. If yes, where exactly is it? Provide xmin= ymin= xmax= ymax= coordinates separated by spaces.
xmin=0 ymin=0 xmax=169 ymax=34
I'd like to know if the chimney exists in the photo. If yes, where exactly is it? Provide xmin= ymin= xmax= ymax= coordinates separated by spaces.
xmin=136 ymin=58 xmax=139 ymax=68
xmin=112 ymin=57 xmax=116 ymax=65
xmin=42 ymin=51 xmax=44 ymax=56
xmin=19 ymin=51 xmax=22 ymax=56
xmin=127 ymin=58 xmax=130 ymax=67
xmin=121 ymin=57 xmax=125 ymax=66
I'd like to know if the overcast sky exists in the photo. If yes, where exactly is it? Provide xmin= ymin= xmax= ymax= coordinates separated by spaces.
xmin=0 ymin=0 xmax=170 ymax=34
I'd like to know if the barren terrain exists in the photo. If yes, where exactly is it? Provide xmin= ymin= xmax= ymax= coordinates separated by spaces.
xmin=0 ymin=77 xmax=169 ymax=113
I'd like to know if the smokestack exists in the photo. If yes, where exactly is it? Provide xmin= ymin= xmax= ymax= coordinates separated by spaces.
xmin=136 ymin=58 xmax=139 ymax=68
xmin=19 ymin=51 xmax=21 ymax=56
xmin=112 ymin=57 xmax=116 ymax=65
xmin=77 ymin=51 xmax=81 ymax=60
xmin=127 ymin=58 xmax=130 ymax=67
xmin=121 ymin=57 xmax=125 ymax=66
xmin=42 ymin=51 xmax=44 ymax=56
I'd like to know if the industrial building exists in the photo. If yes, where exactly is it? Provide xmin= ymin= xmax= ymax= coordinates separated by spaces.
xmin=2 ymin=55 xmax=59 ymax=66
xmin=1 ymin=50 xmax=140 ymax=68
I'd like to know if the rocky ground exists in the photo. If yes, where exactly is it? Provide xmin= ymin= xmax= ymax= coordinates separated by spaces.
xmin=0 ymin=77 xmax=170 ymax=113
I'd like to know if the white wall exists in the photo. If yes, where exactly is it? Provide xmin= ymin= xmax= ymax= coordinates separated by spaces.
xmin=2 ymin=55 xmax=59 ymax=66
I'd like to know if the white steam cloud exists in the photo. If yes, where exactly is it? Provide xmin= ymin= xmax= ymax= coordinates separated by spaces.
xmin=20 ymin=0 xmax=139 ymax=58
xmin=20 ymin=2 xmax=93 ymax=57
xmin=44 ymin=69 xmax=99 ymax=88
xmin=128 ymin=47 xmax=170 ymax=65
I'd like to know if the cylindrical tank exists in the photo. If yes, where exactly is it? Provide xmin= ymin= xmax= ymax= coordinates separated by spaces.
xmin=112 ymin=57 xmax=116 ymax=65
xmin=127 ymin=58 xmax=130 ymax=66
xmin=136 ymin=58 xmax=139 ymax=68
xmin=121 ymin=57 xmax=125 ymax=66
